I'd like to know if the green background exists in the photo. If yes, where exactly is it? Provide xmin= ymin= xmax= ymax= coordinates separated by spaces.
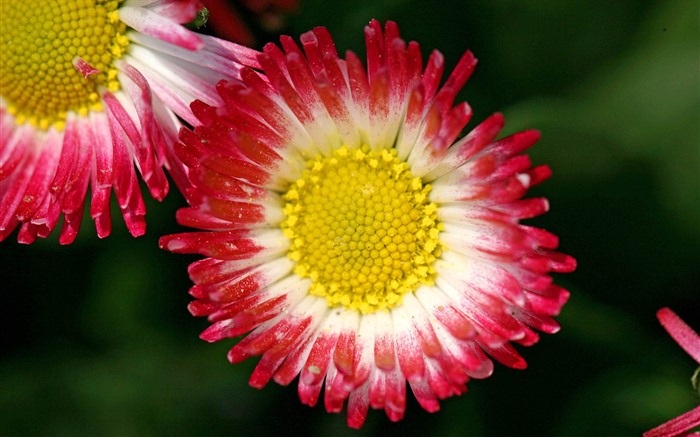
xmin=1 ymin=0 xmax=698 ymax=435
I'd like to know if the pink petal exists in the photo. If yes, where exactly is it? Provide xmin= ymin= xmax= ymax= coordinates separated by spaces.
xmin=119 ymin=5 xmax=204 ymax=51
xmin=72 ymin=56 xmax=100 ymax=78
xmin=644 ymin=405 xmax=700 ymax=437
xmin=657 ymin=308 xmax=700 ymax=364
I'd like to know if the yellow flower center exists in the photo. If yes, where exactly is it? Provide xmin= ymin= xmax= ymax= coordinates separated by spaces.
xmin=0 ymin=0 xmax=128 ymax=130
xmin=282 ymin=146 xmax=442 ymax=314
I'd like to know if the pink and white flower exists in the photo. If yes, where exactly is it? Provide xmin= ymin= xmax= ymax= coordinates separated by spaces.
xmin=161 ymin=20 xmax=576 ymax=427
xmin=0 ymin=0 xmax=259 ymax=244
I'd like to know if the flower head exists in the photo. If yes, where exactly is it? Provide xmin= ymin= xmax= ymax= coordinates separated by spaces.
xmin=0 ymin=0 xmax=258 ymax=244
xmin=202 ymin=0 xmax=299 ymax=45
xmin=161 ymin=20 xmax=576 ymax=428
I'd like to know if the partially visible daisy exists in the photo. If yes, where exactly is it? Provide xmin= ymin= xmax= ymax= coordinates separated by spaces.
xmin=202 ymin=0 xmax=298 ymax=45
xmin=0 ymin=0 xmax=259 ymax=244
xmin=644 ymin=308 xmax=700 ymax=437
xmin=161 ymin=20 xmax=576 ymax=427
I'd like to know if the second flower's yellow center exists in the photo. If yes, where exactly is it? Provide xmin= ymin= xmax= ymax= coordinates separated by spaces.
xmin=0 ymin=0 xmax=129 ymax=130
xmin=282 ymin=146 xmax=442 ymax=314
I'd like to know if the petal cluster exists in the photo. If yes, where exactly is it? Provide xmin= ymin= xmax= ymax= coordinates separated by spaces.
xmin=644 ymin=308 xmax=700 ymax=437
xmin=161 ymin=20 xmax=575 ymax=427
xmin=0 ymin=0 xmax=259 ymax=244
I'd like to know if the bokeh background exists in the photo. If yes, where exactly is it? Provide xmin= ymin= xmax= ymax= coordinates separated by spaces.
xmin=1 ymin=0 xmax=698 ymax=435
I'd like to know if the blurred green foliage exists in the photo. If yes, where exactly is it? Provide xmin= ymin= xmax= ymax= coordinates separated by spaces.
xmin=1 ymin=0 xmax=698 ymax=435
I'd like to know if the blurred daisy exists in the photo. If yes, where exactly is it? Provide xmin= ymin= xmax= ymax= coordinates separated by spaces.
xmin=0 ymin=0 xmax=258 ymax=244
xmin=161 ymin=20 xmax=576 ymax=427
xmin=644 ymin=308 xmax=700 ymax=437
xmin=202 ymin=0 xmax=298 ymax=45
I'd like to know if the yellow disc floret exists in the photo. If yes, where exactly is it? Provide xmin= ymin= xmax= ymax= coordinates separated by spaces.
xmin=0 ymin=0 xmax=128 ymax=130
xmin=282 ymin=146 xmax=442 ymax=314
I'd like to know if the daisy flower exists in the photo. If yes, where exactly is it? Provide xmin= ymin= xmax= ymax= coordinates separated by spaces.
xmin=644 ymin=308 xmax=700 ymax=437
xmin=0 ymin=0 xmax=259 ymax=244
xmin=160 ymin=20 xmax=576 ymax=428
xmin=202 ymin=0 xmax=299 ymax=45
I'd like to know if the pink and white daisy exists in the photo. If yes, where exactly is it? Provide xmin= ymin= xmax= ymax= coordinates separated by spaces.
xmin=160 ymin=20 xmax=576 ymax=428
xmin=0 ymin=0 xmax=259 ymax=244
